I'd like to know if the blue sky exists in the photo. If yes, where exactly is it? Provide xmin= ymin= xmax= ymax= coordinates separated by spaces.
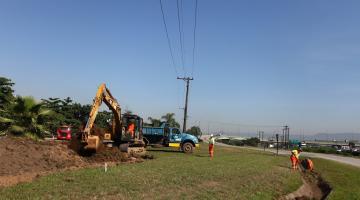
xmin=1 ymin=0 xmax=360 ymax=135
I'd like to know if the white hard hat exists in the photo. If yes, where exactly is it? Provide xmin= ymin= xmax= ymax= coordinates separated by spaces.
xmin=210 ymin=134 xmax=214 ymax=137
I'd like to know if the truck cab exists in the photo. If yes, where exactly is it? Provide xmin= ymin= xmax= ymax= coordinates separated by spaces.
xmin=57 ymin=125 xmax=72 ymax=140
xmin=143 ymin=123 xmax=199 ymax=153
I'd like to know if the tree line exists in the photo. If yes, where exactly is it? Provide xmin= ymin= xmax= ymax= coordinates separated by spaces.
xmin=0 ymin=77 xmax=202 ymax=139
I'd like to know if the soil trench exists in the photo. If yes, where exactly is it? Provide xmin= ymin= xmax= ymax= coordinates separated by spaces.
xmin=282 ymin=170 xmax=332 ymax=200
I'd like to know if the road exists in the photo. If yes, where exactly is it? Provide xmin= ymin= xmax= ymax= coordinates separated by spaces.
xmin=201 ymin=135 xmax=360 ymax=168
xmin=261 ymin=147 xmax=360 ymax=168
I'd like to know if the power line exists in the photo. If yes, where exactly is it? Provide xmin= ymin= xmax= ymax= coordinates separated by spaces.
xmin=177 ymin=0 xmax=186 ymax=76
xmin=159 ymin=0 xmax=179 ymax=76
xmin=191 ymin=0 xmax=198 ymax=77
xmin=180 ymin=0 xmax=185 ymax=70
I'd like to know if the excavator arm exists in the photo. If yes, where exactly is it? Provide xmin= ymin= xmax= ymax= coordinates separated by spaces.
xmin=82 ymin=83 xmax=122 ymax=150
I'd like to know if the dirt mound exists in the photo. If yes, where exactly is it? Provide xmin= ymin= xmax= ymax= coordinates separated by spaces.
xmin=0 ymin=136 xmax=86 ymax=176
xmin=0 ymin=136 xmax=145 ymax=187
xmin=86 ymin=147 xmax=129 ymax=163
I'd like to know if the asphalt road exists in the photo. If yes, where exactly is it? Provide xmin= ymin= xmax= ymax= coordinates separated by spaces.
xmin=202 ymin=136 xmax=360 ymax=168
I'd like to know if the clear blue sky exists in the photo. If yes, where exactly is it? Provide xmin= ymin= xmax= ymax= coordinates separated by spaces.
xmin=1 ymin=0 xmax=360 ymax=135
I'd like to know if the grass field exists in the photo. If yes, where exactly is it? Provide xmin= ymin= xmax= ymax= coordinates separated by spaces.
xmin=1 ymin=144 xmax=360 ymax=200
xmin=312 ymin=157 xmax=360 ymax=200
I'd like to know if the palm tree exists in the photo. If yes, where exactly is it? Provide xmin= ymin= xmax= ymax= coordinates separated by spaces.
xmin=147 ymin=117 xmax=162 ymax=127
xmin=0 ymin=109 xmax=12 ymax=136
xmin=8 ymin=96 xmax=53 ymax=138
xmin=161 ymin=113 xmax=180 ymax=128
xmin=187 ymin=126 xmax=202 ymax=138
xmin=0 ymin=77 xmax=15 ymax=109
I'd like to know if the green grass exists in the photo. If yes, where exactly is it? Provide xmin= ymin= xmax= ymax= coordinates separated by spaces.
xmin=1 ymin=144 xmax=360 ymax=200
xmin=311 ymin=158 xmax=360 ymax=200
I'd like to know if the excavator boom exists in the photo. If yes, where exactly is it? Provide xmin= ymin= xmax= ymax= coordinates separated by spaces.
xmin=81 ymin=83 xmax=144 ymax=152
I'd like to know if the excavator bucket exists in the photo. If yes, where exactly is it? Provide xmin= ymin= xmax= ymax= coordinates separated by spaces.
xmin=84 ymin=135 xmax=100 ymax=151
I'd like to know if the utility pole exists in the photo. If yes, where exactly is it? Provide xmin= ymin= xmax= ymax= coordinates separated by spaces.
xmin=287 ymin=126 xmax=290 ymax=149
xmin=276 ymin=134 xmax=279 ymax=156
xmin=283 ymin=125 xmax=290 ymax=149
xmin=282 ymin=128 xmax=285 ymax=148
xmin=207 ymin=121 xmax=210 ymax=135
xmin=177 ymin=77 xmax=194 ymax=132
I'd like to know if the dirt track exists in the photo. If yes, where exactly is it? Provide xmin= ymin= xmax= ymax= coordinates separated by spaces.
xmin=0 ymin=136 xmax=144 ymax=187
xmin=282 ymin=170 xmax=331 ymax=200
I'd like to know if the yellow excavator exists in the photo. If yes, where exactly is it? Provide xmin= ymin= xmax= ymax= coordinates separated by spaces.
xmin=78 ymin=83 xmax=145 ymax=155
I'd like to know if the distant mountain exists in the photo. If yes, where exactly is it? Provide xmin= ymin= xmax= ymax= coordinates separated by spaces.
xmin=295 ymin=133 xmax=360 ymax=141
xmin=227 ymin=132 xmax=360 ymax=142
xmin=313 ymin=133 xmax=360 ymax=141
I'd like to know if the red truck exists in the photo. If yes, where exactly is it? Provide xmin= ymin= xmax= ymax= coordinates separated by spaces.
xmin=57 ymin=125 xmax=72 ymax=140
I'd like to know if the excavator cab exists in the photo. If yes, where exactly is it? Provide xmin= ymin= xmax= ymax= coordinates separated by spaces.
xmin=119 ymin=114 xmax=146 ymax=155
xmin=122 ymin=114 xmax=143 ymax=141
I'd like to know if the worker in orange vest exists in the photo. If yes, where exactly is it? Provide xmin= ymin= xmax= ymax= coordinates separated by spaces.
xmin=127 ymin=122 xmax=135 ymax=138
xmin=301 ymin=158 xmax=314 ymax=171
xmin=290 ymin=149 xmax=302 ymax=170
xmin=209 ymin=134 xmax=215 ymax=159
xmin=307 ymin=159 xmax=314 ymax=171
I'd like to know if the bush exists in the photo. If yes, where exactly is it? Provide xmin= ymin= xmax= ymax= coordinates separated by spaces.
xmin=302 ymin=146 xmax=337 ymax=154
xmin=228 ymin=139 xmax=244 ymax=146
xmin=243 ymin=137 xmax=260 ymax=147
xmin=352 ymin=151 xmax=360 ymax=156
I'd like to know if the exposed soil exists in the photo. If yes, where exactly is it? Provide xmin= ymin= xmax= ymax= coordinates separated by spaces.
xmin=0 ymin=136 xmax=148 ymax=187
xmin=282 ymin=170 xmax=332 ymax=200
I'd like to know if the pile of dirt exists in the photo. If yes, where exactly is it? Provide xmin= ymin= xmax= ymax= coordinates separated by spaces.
xmin=0 ymin=136 xmax=146 ymax=187
xmin=86 ymin=147 xmax=130 ymax=163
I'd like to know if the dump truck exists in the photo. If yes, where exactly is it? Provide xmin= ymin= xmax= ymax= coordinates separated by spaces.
xmin=142 ymin=123 xmax=199 ymax=153
xmin=72 ymin=83 xmax=145 ymax=155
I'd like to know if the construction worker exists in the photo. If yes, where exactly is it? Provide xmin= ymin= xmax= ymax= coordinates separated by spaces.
xmin=290 ymin=149 xmax=302 ymax=170
xmin=127 ymin=122 xmax=135 ymax=138
xmin=301 ymin=158 xmax=314 ymax=171
xmin=209 ymin=134 xmax=215 ymax=159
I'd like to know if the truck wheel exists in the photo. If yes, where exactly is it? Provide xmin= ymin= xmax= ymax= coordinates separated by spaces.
xmin=182 ymin=142 xmax=193 ymax=154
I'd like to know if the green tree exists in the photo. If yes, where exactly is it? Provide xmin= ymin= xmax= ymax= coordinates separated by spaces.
xmin=95 ymin=111 xmax=112 ymax=129
xmin=42 ymin=97 xmax=92 ymax=133
xmin=147 ymin=117 xmax=162 ymax=127
xmin=243 ymin=137 xmax=261 ymax=147
xmin=161 ymin=113 xmax=180 ymax=128
xmin=7 ymin=96 xmax=53 ymax=138
xmin=0 ymin=77 xmax=15 ymax=109
xmin=41 ymin=97 xmax=66 ymax=133
xmin=41 ymin=98 xmax=62 ymax=112
xmin=0 ymin=77 xmax=15 ymax=135
xmin=186 ymin=126 xmax=202 ymax=138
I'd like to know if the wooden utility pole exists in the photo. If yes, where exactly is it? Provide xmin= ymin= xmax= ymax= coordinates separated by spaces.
xmin=177 ymin=77 xmax=194 ymax=132
xmin=276 ymin=134 xmax=279 ymax=156
xmin=283 ymin=125 xmax=290 ymax=149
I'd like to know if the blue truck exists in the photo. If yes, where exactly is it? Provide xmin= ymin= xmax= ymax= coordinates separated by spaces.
xmin=142 ymin=123 xmax=199 ymax=153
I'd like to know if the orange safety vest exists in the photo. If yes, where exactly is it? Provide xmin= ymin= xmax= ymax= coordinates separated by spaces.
xmin=128 ymin=123 xmax=135 ymax=136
